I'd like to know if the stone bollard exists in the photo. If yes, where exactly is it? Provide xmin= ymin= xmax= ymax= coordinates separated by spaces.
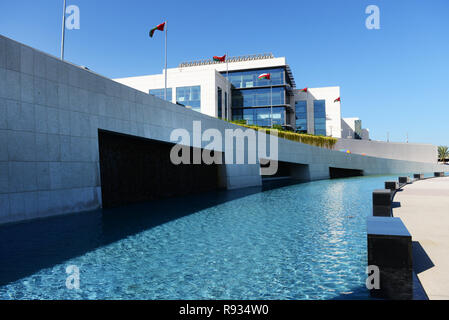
xmin=367 ymin=217 xmax=413 ymax=300
xmin=385 ymin=181 xmax=399 ymax=191
xmin=434 ymin=172 xmax=445 ymax=177
xmin=373 ymin=189 xmax=392 ymax=217
xmin=398 ymin=176 xmax=411 ymax=184
xmin=413 ymin=174 xmax=424 ymax=180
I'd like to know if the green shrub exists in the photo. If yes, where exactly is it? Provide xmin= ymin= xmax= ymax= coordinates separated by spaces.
xmin=226 ymin=120 xmax=337 ymax=149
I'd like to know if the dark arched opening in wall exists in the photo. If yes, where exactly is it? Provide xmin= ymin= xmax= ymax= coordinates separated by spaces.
xmin=329 ymin=167 xmax=364 ymax=179
xmin=98 ymin=130 xmax=224 ymax=208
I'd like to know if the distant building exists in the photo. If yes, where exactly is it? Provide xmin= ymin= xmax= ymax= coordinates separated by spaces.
xmin=115 ymin=53 xmax=364 ymax=139
xmin=341 ymin=117 xmax=370 ymax=140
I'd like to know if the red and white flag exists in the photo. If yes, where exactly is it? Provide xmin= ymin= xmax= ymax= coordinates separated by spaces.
xmin=149 ymin=22 xmax=166 ymax=38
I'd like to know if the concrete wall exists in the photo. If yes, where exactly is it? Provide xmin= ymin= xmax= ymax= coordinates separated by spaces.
xmin=0 ymin=34 xmax=447 ymax=225
xmin=334 ymin=138 xmax=438 ymax=163
xmin=0 ymin=34 xmax=261 ymax=225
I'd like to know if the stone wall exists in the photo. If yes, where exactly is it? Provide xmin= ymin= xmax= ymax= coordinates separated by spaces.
xmin=335 ymin=138 xmax=438 ymax=163
xmin=0 ymin=34 xmax=447 ymax=225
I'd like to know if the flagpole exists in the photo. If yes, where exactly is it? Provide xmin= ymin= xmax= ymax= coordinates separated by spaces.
xmin=60 ymin=0 xmax=67 ymax=60
xmin=270 ymin=79 xmax=273 ymax=128
xmin=226 ymin=52 xmax=229 ymax=121
xmin=164 ymin=20 xmax=168 ymax=101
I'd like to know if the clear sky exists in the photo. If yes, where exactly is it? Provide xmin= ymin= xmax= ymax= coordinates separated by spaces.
xmin=1 ymin=0 xmax=448 ymax=146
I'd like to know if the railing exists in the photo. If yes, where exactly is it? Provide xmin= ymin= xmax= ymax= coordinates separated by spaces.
xmin=178 ymin=53 xmax=275 ymax=68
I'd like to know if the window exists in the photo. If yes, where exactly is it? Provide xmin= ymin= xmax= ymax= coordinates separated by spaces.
xmin=295 ymin=100 xmax=307 ymax=132
xmin=149 ymin=88 xmax=172 ymax=102
xmin=217 ymin=87 xmax=222 ymax=118
xmin=232 ymin=107 xmax=285 ymax=127
xmin=176 ymin=86 xmax=201 ymax=112
xmin=232 ymin=87 xmax=285 ymax=108
xmin=313 ymin=100 xmax=326 ymax=136
xmin=224 ymin=92 xmax=228 ymax=119
xmin=254 ymin=107 xmax=285 ymax=127
xmin=224 ymin=68 xmax=286 ymax=89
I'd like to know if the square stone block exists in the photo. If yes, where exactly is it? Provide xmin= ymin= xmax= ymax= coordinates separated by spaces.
xmin=384 ymin=181 xmax=399 ymax=191
xmin=367 ymin=217 xmax=413 ymax=300
xmin=398 ymin=176 xmax=411 ymax=184
xmin=413 ymin=174 xmax=424 ymax=180
xmin=372 ymin=189 xmax=391 ymax=206
xmin=373 ymin=189 xmax=392 ymax=217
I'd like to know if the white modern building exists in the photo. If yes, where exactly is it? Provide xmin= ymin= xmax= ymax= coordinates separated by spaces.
xmin=115 ymin=68 xmax=229 ymax=118
xmin=294 ymin=86 xmax=342 ymax=138
xmin=115 ymin=54 xmax=357 ymax=139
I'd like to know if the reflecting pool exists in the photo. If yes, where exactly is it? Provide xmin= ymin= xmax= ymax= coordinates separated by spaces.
xmin=0 ymin=175 xmax=406 ymax=299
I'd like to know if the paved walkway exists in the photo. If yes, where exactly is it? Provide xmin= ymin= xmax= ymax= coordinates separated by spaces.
xmin=393 ymin=176 xmax=449 ymax=300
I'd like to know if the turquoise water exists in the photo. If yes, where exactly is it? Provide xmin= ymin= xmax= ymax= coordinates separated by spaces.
xmin=0 ymin=175 xmax=405 ymax=300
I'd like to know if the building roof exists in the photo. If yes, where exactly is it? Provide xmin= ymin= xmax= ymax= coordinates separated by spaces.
xmin=178 ymin=53 xmax=275 ymax=67
xmin=178 ymin=53 xmax=296 ymax=88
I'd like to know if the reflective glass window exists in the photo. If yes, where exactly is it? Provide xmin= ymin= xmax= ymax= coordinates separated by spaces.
xmin=149 ymin=88 xmax=172 ymax=101
xmin=232 ymin=87 xmax=285 ymax=108
xmin=313 ymin=100 xmax=326 ymax=135
xmin=176 ymin=86 xmax=201 ymax=112
xmin=223 ymin=68 xmax=286 ymax=88
xmin=217 ymin=87 xmax=222 ymax=118
xmin=295 ymin=100 xmax=307 ymax=131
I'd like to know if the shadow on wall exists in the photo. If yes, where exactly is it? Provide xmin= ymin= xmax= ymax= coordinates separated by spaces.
xmin=329 ymin=167 xmax=364 ymax=179
xmin=98 ymin=129 xmax=223 ymax=208
xmin=260 ymin=160 xmax=310 ymax=181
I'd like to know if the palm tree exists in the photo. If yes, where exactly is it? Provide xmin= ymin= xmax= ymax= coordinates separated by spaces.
xmin=438 ymin=146 xmax=449 ymax=163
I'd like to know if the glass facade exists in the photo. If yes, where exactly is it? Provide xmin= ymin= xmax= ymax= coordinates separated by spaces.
xmin=295 ymin=100 xmax=307 ymax=132
xmin=149 ymin=88 xmax=172 ymax=102
xmin=232 ymin=107 xmax=285 ymax=127
xmin=217 ymin=87 xmax=222 ymax=118
xmin=313 ymin=100 xmax=326 ymax=136
xmin=224 ymin=92 xmax=228 ymax=119
xmin=176 ymin=86 xmax=201 ymax=112
xmin=226 ymin=68 xmax=285 ymax=88
xmin=232 ymin=87 xmax=285 ymax=108
xmin=220 ymin=67 xmax=290 ymax=127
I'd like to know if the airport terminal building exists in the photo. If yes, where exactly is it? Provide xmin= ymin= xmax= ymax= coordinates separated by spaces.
xmin=116 ymin=54 xmax=365 ymax=139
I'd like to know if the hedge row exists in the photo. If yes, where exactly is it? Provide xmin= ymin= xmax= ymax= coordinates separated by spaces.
xmin=228 ymin=121 xmax=337 ymax=149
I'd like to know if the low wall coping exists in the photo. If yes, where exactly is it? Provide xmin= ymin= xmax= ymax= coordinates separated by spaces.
xmin=367 ymin=216 xmax=411 ymax=237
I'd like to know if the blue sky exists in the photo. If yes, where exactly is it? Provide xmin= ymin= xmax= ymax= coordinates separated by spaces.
xmin=1 ymin=0 xmax=448 ymax=146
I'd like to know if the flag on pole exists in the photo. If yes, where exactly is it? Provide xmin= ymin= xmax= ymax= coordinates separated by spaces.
xmin=334 ymin=97 xmax=341 ymax=103
xmin=213 ymin=55 xmax=226 ymax=62
xmin=258 ymin=73 xmax=271 ymax=80
xmin=149 ymin=22 xmax=166 ymax=38
xmin=299 ymin=87 xmax=308 ymax=93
